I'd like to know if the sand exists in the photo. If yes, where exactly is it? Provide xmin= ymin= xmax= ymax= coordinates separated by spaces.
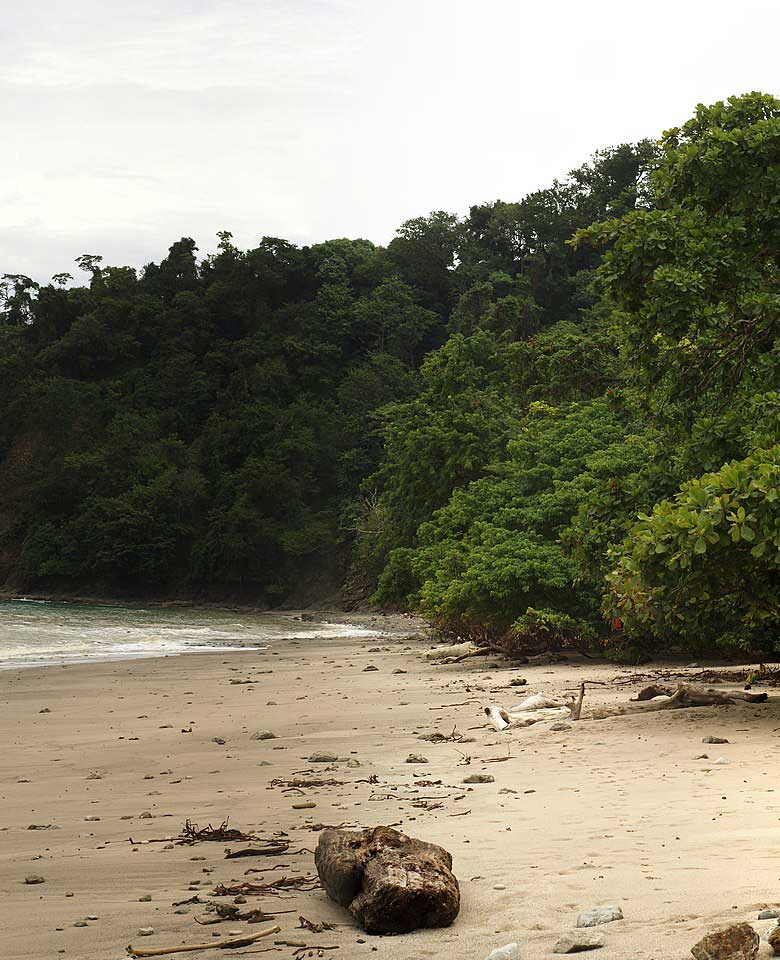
xmin=1 ymin=625 xmax=779 ymax=960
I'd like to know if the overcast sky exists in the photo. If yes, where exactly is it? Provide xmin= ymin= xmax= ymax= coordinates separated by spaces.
xmin=3 ymin=0 xmax=780 ymax=282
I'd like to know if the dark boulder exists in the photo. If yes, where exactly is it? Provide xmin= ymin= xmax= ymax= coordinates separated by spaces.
xmin=691 ymin=923 xmax=759 ymax=960
xmin=314 ymin=825 xmax=460 ymax=934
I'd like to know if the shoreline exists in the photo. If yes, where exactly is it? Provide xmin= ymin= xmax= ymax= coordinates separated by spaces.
xmin=2 ymin=636 xmax=780 ymax=959
xmin=0 ymin=602 xmax=429 ymax=672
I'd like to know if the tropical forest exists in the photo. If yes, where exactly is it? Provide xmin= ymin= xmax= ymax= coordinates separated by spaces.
xmin=3 ymin=92 xmax=780 ymax=656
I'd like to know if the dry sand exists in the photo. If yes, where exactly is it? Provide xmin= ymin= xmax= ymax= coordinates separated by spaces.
xmin=1 ymin=626 xmax=780 ymax=960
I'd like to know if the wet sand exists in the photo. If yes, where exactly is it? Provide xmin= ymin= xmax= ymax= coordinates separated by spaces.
xmin=2 ymin=628 xmax=779 ymax=959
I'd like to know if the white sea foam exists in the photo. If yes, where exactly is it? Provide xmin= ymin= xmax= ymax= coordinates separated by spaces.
xmin=0 ymin=601 xmax=380 ymax=669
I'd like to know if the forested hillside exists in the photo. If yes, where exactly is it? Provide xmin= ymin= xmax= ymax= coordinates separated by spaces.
xmin=4 ymin=93 xmax=780 ymax=654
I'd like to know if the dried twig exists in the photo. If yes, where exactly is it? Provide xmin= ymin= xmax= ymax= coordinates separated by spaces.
xmin=418 ymin=726 xmax=465 ymax=743
xmin=193 ymin=902 xmax=282 ymax=925
xmin=298 ymin=916 xmax=336 ymax=934
xmin=225 ymin=842 xmax=290 ymax=859
xmin=126 ymin=924 xmax=281 ymax=957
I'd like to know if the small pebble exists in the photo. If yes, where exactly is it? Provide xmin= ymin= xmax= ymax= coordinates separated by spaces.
xmin=138 ymin=927 xmax=155 ymax=936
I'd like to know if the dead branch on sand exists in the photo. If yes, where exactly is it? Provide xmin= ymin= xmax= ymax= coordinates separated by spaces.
xmin=224 ymin=843 xmax=290 ymax=859
xmin=570 ymin=682 xmax=586 ymax=721
xmin=126 ymin=924 xmax=281 ymax=957
xmin=635 ymin=683 xmax=767 ymax=703
xmin=588 ymin=683 xmax=769 ymax=720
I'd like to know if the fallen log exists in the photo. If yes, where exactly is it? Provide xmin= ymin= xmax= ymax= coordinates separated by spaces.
xmin=588 ymin=687 xmax=685 ymax=719
xmin=315 ymin=825 xmax=460 ymax=934
xmin=425 ymin=642 xmax=481 ymax=660
xmin=587 ymin=683 xmax=766 ymax=720
xmin=484 ymin=704 xmax=510 ymax=731
xmin=635 ymin=683 xmax=767 ymax=703
xmin=484 ymin=701 xmax=571 ymax=730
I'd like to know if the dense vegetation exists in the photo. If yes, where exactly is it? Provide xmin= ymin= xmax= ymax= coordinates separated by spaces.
xmin=4 ymin=92 xmax=780 ymax=654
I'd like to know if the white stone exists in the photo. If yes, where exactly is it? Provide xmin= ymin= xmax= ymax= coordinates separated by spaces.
xmin=485 ymin=943 xmax=521 ymax=960
xmin=576 ymin=904 xmax=623 ymax=927
xmin=553 ymin=932 xmax=605 ymax=953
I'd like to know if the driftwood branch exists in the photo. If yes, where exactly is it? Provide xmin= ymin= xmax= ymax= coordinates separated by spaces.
xmin=225 ymin=843 xmax=289 ymax=859
xmin=126 ymin=923 xmax=281 ymax=957
xmin=635 ymin=683 xmax=768 ymax=704
xmin=588 ymin=683 xmax=768 ymax=720
xmin=570 ymin=683 xmax=585 ymax=721
xmin=589 ymin=686 xmax=685 ymax=719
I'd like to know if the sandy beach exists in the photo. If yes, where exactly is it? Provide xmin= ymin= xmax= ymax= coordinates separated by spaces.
xmin=2 ymin=624 xmax=780 ymax=960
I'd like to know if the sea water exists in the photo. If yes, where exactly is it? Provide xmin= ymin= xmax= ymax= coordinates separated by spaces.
xmin=0 ymin=599 xmax=378 ymax=669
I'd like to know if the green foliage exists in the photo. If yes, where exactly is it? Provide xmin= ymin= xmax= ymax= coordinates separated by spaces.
xmin=385 ymin=398 xmax=636 ymax=633
xmin=607 ymin=447 xmax=780 ymax=648
xmin=561 ymin=91 xmax=780 ymax=652
xmin=505 ymin=608 xmax=595 ymax=655
xmin=0 ymin=133 xmax=673 ymax=624
xmin=577 ymin=93 xmax=780 ymax=427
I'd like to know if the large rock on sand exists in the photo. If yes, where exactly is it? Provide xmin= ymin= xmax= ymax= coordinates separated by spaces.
xmin=314 ymin=825 xmax=460 ymax=934
xmin=768 ymin=924 xmax=780 ymax=955
xmin=691 ymin=923 xmax=759 ymax=960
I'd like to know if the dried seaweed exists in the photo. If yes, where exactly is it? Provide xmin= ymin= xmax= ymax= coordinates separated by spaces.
xmin=212 ymin=875 xmax=321 ymax=897
xmin=298 ymin=916 xmax=336 ymax=934
xmin=179 ymin=819 xmax=260 ymax=845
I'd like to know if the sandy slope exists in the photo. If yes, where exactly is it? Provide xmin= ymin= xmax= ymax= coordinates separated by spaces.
xmin=1 ymin=630 xmax=779 ymax=960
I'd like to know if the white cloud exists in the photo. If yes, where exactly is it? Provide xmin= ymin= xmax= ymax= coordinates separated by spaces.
xmin=2 ymin=0 xmax=779 ymax=281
